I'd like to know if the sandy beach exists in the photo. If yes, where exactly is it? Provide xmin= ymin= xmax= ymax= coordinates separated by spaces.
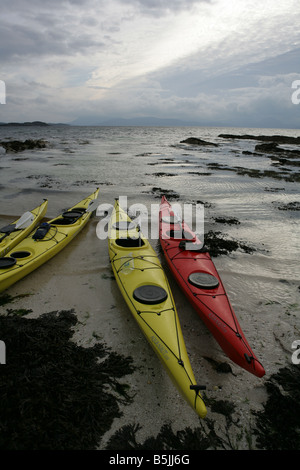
xmin=0 ymin=198 xmax=299 ymax=451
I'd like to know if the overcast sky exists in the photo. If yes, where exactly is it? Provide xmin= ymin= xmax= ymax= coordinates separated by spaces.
xmin=1 ymin=0 xmax=300 ymax=128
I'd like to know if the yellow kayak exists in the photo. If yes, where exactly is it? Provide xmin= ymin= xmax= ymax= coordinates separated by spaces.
xmin=0 ymin=199 xmax=48 ymax=257
xmin=0 ymin=189 xmax=99 ymax=293
xmin=108 ymin=200 xmax=207 ymax=418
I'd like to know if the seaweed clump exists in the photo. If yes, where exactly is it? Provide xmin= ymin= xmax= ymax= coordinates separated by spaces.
xmin=105 ymin=393 xmax=237 ymax=451
xmin=0 ymin=309 xmax=135 ymax=450
xmin=253 ymin=366 xmax=300 ymax=450
xmin=204 ymin=230 xmax=254 ymax=257
xmin=105 ymin=422 xmax=221 ymax=450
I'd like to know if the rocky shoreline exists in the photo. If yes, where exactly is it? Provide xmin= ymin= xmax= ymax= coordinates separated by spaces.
xmin=175 ymin=133 xmax=300 ymax=182
xmin=0 ymin=139 xmax=48 ymax=153
xmin=180 ymin=137 xmax=219 ymax=147
xmin=219 ymin=133 xmax=300 ymax=145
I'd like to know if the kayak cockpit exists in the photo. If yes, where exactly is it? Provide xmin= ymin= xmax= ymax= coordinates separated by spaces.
xmin=115 ymin=237 xmax=145 ymax=248
xmin=51 ymin=208 xmax=86 ymax=226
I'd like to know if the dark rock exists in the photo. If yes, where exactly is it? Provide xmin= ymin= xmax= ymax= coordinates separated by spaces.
xmin=255 ymin=142 xmax=281 ymax=153
xmin=276 ymin=201 xmax=300 ymax=211
xmin=180 ymin=137 xmax=218 ymax=147
xmin=264 ymin=187 xmax=285 ymax=192
xmin=214 ymin=217 xmax=240 ymax=225
xmin=147 ymin=172 xmax=175 ymax=177
xmin=0 ymin=139 xmax=47 ymax=153
xmin=219 ymin=134 xmax=300 ymax=145
xmin=146 ymin=187 xmax=180 ymax=199
xmin=206 ymin=161 xmax=300 ymax=183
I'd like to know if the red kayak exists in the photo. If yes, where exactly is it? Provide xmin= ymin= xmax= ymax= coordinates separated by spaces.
xmin=159 ymin=196 xmax=265 ymax=378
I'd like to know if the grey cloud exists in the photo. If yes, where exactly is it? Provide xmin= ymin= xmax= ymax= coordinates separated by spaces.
xmin=0 ymin=0 xmax=126 ymax=63
xmin=1 ymin=0 xmax=299 ymax=129
xmin=118 ymin=0 xmax=211 ymax=15
xmin=90 ymin=46 xmax=300 ymax=128
xmin=2 ymin=0 xmax=209 ymax=9
xmin=156 ymin=48 xmax=300 ymax=99
xmin=0 ymin=18 xmax=105 ymax=63
xmin=129 ymin=0 xmax=205 ymax=6
xmin=0 ymin=0 xmax=211 ymax=64
xmin=1 ymin=0 xmax=95 ymax=9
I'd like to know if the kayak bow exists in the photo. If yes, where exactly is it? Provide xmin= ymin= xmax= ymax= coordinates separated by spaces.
xmin=0 ymin=189 xmax=99 ymax=293
xmin=0 ymin=199 xmax=48 ymax=257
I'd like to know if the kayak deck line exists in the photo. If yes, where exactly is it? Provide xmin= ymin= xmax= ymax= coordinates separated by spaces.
xmin=0 ymin=189 xmax=100 ymax=293
xmin=111 ymin=254 xmax=162 ymax=274
xmin=180 ymin=270 xmax=261 ymax=368
xmin=108 ymin=199 xmax=207 ymax=418
xmin=159 ymin=196 xmax=265 ymax=378
xmin=161 ymin=234 xmax=242 ymax=332
xmin=110 ymin=252 xmax=184 ymax=363
xmin=110 ymin=252 xmax=206 ymax=415
xmin=1 ymin=227 xmax=69 ymax=272
xmin=0 ymin=199 xmax=48 ymax=258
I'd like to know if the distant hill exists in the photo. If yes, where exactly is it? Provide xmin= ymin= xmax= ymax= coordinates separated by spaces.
xmin=0 ymin=121 xmax=49 ymax=126
xmin=0 ymin=117 xmax=202 ymax=127
xmin=69 ymin=116 xmax=202 ymax=127
xmin=0 ymin=121 xmax=69 ymax=127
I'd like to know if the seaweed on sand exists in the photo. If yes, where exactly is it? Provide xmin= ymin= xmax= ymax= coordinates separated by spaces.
xmin=204 ymin=230 xmax=255 ymax=257
xmin=0 ymin=309 xmax=135 ymax=450
xmin=104 ymin=422 xmax=221 ymax=450
xmin=104 ymin=366 xmax=300 ymax=451
xmin=253 ymin=366 xmax=300 ymax=450
xmin=104 ymin=396 xmax=238 ymax=451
